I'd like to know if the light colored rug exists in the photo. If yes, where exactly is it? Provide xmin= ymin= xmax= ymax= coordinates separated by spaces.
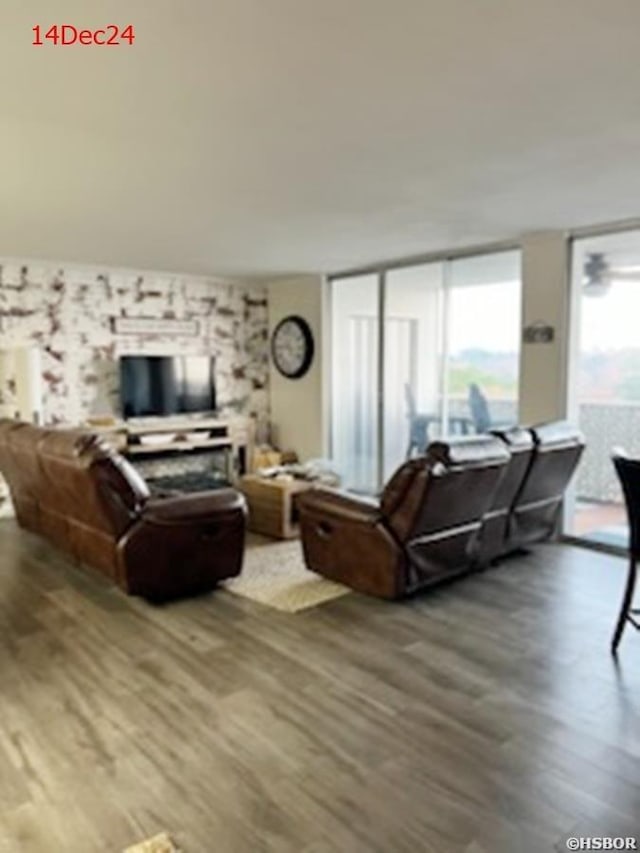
xmin=124 ymin=832 xmax=181 ymax=853
xmin=223 ymin=535 xmax=350 ymax=612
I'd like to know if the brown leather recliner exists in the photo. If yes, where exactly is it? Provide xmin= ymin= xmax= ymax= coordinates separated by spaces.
xmin=297 ymin=436 xmax=510 ymax=599
xmin=505 ymin=420 xmax=585 ymax=550
xmin=0 ymin=419 xmax=246 ymax=600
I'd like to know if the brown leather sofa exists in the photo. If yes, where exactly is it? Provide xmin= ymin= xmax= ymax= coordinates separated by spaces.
xmin=504 ymin=420 xmax=585 ymax=551
xmin=298 ymin=421 xmax=585 ymax=599
xmin=0 ymin=419 xmax=246 ymax=600
xmin=298 ymin=435 xmax=510 ymax=599
xmin=475 ymin=421 xmax=584 ymax=564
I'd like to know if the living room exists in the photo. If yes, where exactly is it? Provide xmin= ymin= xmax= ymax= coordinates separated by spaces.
xmin=1 ymin=2 xmax=640 ymax=852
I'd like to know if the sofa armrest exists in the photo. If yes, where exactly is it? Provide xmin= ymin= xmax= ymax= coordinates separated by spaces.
xmin=117 ymin=488 xmax=246 ymax=600
xmin=297 ymin=487 xmax=381 ymax=525
xmin=297 ymin=487 xmax=403 ymax=598
xmin=142 ymin=488 xmax=246 ymax=525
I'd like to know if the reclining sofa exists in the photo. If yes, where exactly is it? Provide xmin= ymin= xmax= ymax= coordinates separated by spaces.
xmin=0 ymin=419 xmax=246 ymax=600
xmin=298 ymin=421 xmax=585 ymax=599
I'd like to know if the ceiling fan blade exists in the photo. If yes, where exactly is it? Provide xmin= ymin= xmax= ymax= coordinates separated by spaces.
xmin=606 ymin=270 xmax=640 ymax=282
xmin=606 ymin=262 xmax=640 ymax=273
xmin=582 ymin=253 xmax=640 ymax=288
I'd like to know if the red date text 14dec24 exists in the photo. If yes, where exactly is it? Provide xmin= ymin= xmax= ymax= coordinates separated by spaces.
xmin=32 ymin=25 xmax=135 ymax=46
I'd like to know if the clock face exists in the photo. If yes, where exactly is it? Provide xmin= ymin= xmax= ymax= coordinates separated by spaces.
xmin=271 ymin=316 xmax=314 ymax=378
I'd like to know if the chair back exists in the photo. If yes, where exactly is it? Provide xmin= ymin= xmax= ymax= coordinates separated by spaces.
xmin=37 ymin=429 xmax=149 ymax=539
xmin=612 ymin=450 xmax=640 ymax=555
xmin=468 ymin=383 xmax=491 ymax=433
xmin=476 ymin=426 xmax=535 ymax=563
xmin=381 ymin=435 xmax=509 ymax=585
xmin=509 ymin=421 xmax=585 ymax=547
xmin=404 ymin=383 xmax=417 ymax=420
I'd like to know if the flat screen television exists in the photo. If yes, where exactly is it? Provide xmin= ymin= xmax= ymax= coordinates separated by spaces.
xmin=119 ymin=355 xmax=216 ymax=419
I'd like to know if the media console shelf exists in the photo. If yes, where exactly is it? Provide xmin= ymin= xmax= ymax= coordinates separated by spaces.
xmin=89 ymin=416 xmax=255 ymax=482
xmin=127 ymin=436 xmax=232 ymax=456
xmin=126 ymin=417 xmax=230 ymax=451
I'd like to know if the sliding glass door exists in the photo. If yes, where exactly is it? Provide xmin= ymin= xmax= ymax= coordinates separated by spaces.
xmin=567 ymin=229 xmax=640 ymax=548
xmin=331 ymin=249 xmax=522 ymax=492
xmin=383 ymin=264 xmax=445 ymax=480
xmin=330 ymin=275 xmax=379 ymax=493
xmin=445 ymin=252 xmax=521 ymax=435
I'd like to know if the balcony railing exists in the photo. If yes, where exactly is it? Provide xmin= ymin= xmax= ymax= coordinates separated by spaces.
xmin=446 ymin=396 xmax=632 ymax=505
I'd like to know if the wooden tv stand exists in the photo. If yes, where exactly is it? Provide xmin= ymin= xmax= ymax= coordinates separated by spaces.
xmin=90 ymin=416 xmax=254 ymax=482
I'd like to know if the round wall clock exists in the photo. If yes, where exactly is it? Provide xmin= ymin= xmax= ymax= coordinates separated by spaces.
xmin=271 ymin=315 xmax=314 ymax=379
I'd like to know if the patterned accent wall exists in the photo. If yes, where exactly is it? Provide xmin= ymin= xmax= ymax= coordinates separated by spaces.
xmin=0 ymin=260 xmax=269 ymax=425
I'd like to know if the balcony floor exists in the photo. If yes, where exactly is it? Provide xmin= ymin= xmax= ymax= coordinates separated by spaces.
xmin=571 ymin=500 xmax=628 ymax=549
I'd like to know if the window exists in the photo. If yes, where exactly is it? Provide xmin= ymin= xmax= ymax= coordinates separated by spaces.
xmin=330 ymin=275 xmax=379 ymax=493
xmin=567 ymin=229 xmax=640 ymax=548
xmin=445 ymin=252 xmax=521 ymax=439
xmin=331 ymin=249 xmax=522 ymax=491
xmin=383 ymin=264 xmax=445 ymax=480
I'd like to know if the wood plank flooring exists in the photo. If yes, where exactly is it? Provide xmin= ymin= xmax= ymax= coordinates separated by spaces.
xmin=0 ymin=518 xmax=638 ymax=852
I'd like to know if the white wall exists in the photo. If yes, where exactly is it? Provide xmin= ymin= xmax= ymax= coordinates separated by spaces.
xmin=267 ymin=275 xmax=326 ymax=461
xmin=519 ymin=232 xmax=571 ymax=424
xmin=0 ymin=347 xmax=43 ymax=422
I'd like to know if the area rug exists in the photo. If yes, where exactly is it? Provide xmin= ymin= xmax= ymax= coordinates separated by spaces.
xmin=123 ymin=832 xmax=181 ymax=853
xmin=223 ymin=535 xmax=350 ymax=612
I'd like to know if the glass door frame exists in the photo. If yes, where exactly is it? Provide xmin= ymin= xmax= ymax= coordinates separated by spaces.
xmin=562 ymin=222 xmax=640 ymax=555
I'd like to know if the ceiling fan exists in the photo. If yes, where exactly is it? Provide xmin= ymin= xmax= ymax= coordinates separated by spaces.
xmin=583 ymin=252 xmax=640 ymax=297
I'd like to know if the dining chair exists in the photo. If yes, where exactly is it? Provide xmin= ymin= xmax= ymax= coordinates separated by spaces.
xmin=404 ymin=384 xmax=432 ymax=458
xmin=611 ymin=450 xmax=640 ymax=654
xmin=468 ymin=383 xmax=513 ymax=434
xmin=405 ymin=384 xmax=474 ymax=459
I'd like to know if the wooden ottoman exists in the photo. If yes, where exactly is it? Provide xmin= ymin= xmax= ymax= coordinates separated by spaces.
xmin=239 ymin=475 xmax=313 ymax=539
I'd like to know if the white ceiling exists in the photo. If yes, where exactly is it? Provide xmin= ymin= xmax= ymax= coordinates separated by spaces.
xmin=2 ymin=0 xmax=640 ymax=278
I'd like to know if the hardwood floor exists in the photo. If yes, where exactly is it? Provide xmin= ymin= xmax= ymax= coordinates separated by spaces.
xmin=0 ymin=518 xmax=638 ymax=853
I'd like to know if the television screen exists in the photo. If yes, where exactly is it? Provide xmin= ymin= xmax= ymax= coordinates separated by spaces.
xmin=119 ymin=355 xmax=216 ymax=418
